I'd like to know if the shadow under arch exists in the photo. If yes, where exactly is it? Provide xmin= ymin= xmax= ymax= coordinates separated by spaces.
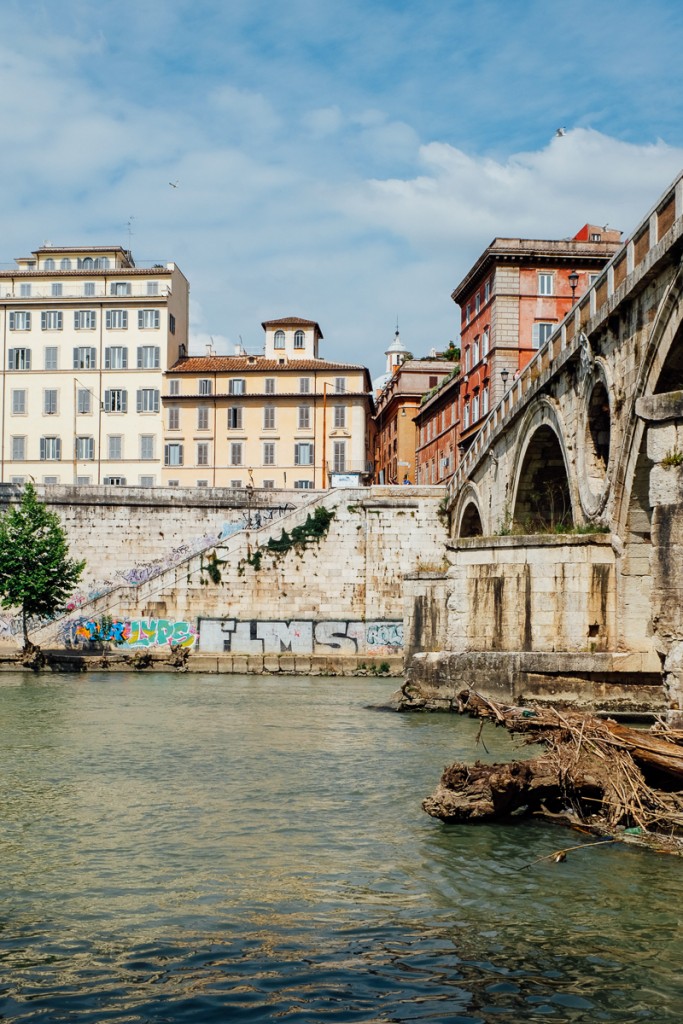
xmin=459 ymin=501 xmax=484 ymax=537
xmin=513 ymin=424 xmax=573 ymax=531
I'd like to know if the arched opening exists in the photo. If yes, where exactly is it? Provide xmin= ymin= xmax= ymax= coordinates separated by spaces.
xmin=584 ymin=380 xmax=611 ymax=492
xmin=513 ymin=425 xmax=573 ymax=532
xmin=653 ymin=320 xmax=683 ymax=393
xmin=460 ymin=501 xmax=483 ymax=537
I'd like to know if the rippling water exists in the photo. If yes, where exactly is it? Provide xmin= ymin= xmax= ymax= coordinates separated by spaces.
xmin=0 ymin=672 xmax=681 ymax=1022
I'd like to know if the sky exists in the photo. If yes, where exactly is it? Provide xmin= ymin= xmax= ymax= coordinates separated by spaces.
xmin=3 ymin=0 xmax=683 ymax=379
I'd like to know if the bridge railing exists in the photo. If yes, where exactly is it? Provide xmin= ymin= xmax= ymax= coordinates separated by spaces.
xmin=447 ymin=168 xmax=683 ymax=507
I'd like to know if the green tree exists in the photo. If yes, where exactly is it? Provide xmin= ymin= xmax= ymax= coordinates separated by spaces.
xmin=0 ymin=483 xmax=85 ymax=648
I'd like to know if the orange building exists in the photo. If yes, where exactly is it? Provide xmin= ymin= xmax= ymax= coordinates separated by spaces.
xmin=414 ymin=371 xmax=460 ymax=485
xmin=373 ymin=330 xmax=453 ymax=483
xmin=450 ymin=224 xmax=622 ymax=450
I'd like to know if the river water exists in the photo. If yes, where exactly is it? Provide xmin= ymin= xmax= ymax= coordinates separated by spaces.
xmin=0 ymin=672 xmax=681 ymax=1023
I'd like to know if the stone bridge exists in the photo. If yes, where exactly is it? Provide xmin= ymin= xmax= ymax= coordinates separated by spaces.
xmin=405 ymin=170 xmax=683 ymax=714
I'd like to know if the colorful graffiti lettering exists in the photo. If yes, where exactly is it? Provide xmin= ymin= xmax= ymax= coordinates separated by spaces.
xmin=68 ymin=618 xmax=197 ymax=649
xmin=199 ymin=619 xmax=403 ymax=655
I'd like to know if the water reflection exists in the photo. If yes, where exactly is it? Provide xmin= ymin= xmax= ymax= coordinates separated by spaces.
xmin=0 ymin=672 xmax=682 ymax=1022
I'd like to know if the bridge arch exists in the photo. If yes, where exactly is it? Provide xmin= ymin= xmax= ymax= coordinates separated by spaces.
xmin=510 ymin=399 xmax=576 ymax=532
xmin=577 ymin=358 xmax=616 ymax=519
xmin=452 ymin=484 xmax=486 ymax=539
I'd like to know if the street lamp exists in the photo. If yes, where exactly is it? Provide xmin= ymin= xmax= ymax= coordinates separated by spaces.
xmin=501 ymin=367 xmax=509 ymax=392
xmin=568 ymin=270 xmax=579 ymax=302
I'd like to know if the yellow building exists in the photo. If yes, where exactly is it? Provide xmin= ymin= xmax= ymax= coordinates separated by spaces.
xmin=0 ymin=244 xmax=188 ymax=486
xmin=161 ymin=317 xmax=374 ymax=489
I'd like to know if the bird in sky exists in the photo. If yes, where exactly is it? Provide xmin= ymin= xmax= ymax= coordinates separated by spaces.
xmin=555 ymin=127 xmax=567 ymax=137
xmin=169 ymin=180 xmax=179 ymax=188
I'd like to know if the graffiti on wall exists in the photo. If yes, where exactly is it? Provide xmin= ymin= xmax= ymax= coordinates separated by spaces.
xmin=199 ymin=619 xmax=403 ymax=655
xmin=63 ymin=617 xmax=197 ymax=649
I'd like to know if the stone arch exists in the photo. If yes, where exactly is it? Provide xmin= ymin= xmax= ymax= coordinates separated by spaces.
xmin=577 ymin=359 xmax=615 ymax=518
xmin=511 ymin=401 xmax=575 ymax=532
xmin=452 ymin=483 xmax=486 ymax=539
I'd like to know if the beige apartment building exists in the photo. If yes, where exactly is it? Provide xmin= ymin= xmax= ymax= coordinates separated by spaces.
xmin=0 ymin=244 xmax=189 ymax=485
xmin=162 ymin=317 xmax=374 ymax=489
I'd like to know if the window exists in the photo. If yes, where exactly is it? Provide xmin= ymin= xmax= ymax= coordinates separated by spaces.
xmin=294 ymin=480 xmax=314 ymax=489
xmin=95 ymin=258 xmax=110 ymax=270
xmin=84 ymin=282 xmax=95 ymax=297
xmin=75 ymin=436 xmax=95 ymax=461
xmin=484 ymin=280 xmax=490 ymax=303
xmin=60 ymin=259 xmax=71 ymax=270
xmin=228 ymin=407 xmax=243 ymax=429
xmin=147 ymin=281 xmax=159 ymax=296
xmin=199 ymin=379 xmax=212 ymax=395
xmin=197 ymin=407 xmax=209 ymax=430
xmin=77 ymin=388 xmax=91 ymax=415
xmin=482 ymin=326 xmax=490 ymax=356
xmin=294 ymin=443 xmax=314 ymax=466
xmin=140 ymin=435 xmax=155 ymax=461
xmin=139 ymin=475 xmax=155 ymax=487
xmin=264 ymin=378 xmax=275 ymax=394
xmin=43 ymin=476 xmax=60 ymax=485
xmin=11 ymin=390 xmax=26 ymax=415
xmin=81 ymin=258 xmax=94 ymax=270
xmin=463 ymin=402 xmax=470 ymax=429
xmin=41 ymin=311 xmax=63 ymax=330
xmin=9 ymin=312 xmax=30 ymax=331
xmin=532 ymin=322 xmax=555 ymax=349
xmin=108 ymin=435 xmax=123 ymax=460
xmin=105 ymin=346 xmax=128 ymax=369
xmin=294 ymin=329 xmax=305 ymax=348
xmin=44 ymin=258 xmax=55 ymax=270
xmin=11 ymin=436 xmax=25 ymax=461
xmin=263 ymin=442 xmax=275 ymax=466
xmin=464 ymin=347 xmax=470 ymax=372
xmin=8 ymin=348 xmax=31 ymax=369
xmin=137 ymin=388 xmax=160 ymax=413
xmin=19 ymin=283 xmax=31 ymax=297
xmin=168 ymin=379 xmax=180 ymax=396
xmin=74 ymin=310 xmax=96 ymax=330
xmin=106 ymin=310 xmax=128 ymax=330
xmin=263 ymin=406 xmax=275 ymax=429
xmin=137 ymin=346 xmax=160 ymax=369
xmin=103 ymin=388 xmax=127 ymax=413
xmin=230 ymin=442 xmax=243 ymax=466
xmin=43 ymin=389 xmax=58 ymax=415
xmin=482 ymin=386 xmax=489 ymax=415
xmin=335 ymin=377 xmax=346 ymax=394
xmin=263 ymin=480 xmax=275 ymax=489
xmin=40 ymin=436 xmax=61 ymax=460
xmin=11 ymin=475 xmax=26 ymax=484
xmin=138 ymin=309 xmax=160 ymax=329
xmin=197 ymin=480 xmax=209 ymax=488
xmin=110 ymin=282 xmax=131 ymax=296
xmin=590 ymin=232 xmax=601 ymax=242
xmin=169 ymin=314 xmax=176 ymax=335
xmin=333 ymin=405 xmax=346 ymax=429
xmin=475 ymin=293 xmax=480 ymax=314
xmin=472 ymin=392 xmax=480 ymax=422
xmin=197 ymin=442 xmax=209 ymax=467
xmin=103 ymin=476 xmax=126 ymax=486
xmin=274 ymin=330 xmax=285 ymax=349
xmin=51 ymin=283 xmax=63 ymax=297
xmin=298 ymin=405 xmax=311 ymax=429
xmin=230 ymin=479 xmax=243 ymax=488
xmin=333 ymin=441 xmax=346 ymax=473
xmin=299 ymin=377 xmax=311 ymax=394
xmin=44 ymin=347 xmax=58 ymax=370
xmin=589 ymin=273 xmax=600 ymax=286
xmin=465 ymin=303 xmax=471 ymax=324
xmin=472 ymin=338 xmax=479 ymax=365
xmin=538 ymin=273 xmax=554 ymax=296
xmin=228 ymin=378 xmax=245 ymax=395
xmin=168 ymin=407 xmax=180 ymax=430
xmin=73 ymin=346 xmax=96 ymax=369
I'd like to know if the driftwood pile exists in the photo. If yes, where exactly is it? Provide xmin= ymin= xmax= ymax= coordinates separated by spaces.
xmin=423 ymin=689 xmax=683 ymax=855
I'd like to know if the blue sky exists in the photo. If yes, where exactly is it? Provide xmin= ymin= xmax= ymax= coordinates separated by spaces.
xmin=3 ymin=0 xmax=683 ymax=378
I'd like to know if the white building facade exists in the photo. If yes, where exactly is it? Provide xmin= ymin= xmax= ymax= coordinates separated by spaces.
xmin=0 ymin=244 xmax=189 ymax=486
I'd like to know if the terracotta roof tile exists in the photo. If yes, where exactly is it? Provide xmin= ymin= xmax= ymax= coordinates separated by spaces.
xmin=168 ymin=356 xmax=368 ymax=374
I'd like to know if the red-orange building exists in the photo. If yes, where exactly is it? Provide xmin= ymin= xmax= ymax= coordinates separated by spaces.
xmin=414 ymin=371 xmax=460 ymax=485
xmin=450 ymin=224 xmax=622 ymax=450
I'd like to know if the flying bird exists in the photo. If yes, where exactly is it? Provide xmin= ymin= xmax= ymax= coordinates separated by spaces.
xmin=169 ymin=180 xmax=179 ymax=188
xmin=555 ymin=127 xmax=567 ymax=137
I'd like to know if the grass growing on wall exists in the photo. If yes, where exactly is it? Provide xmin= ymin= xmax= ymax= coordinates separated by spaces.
xmin=239 ymin=506 xmax=336 ymax=576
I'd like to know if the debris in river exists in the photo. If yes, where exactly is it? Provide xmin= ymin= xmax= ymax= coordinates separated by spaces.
xmin=423 ymin=688 xmax=683 ymax=856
